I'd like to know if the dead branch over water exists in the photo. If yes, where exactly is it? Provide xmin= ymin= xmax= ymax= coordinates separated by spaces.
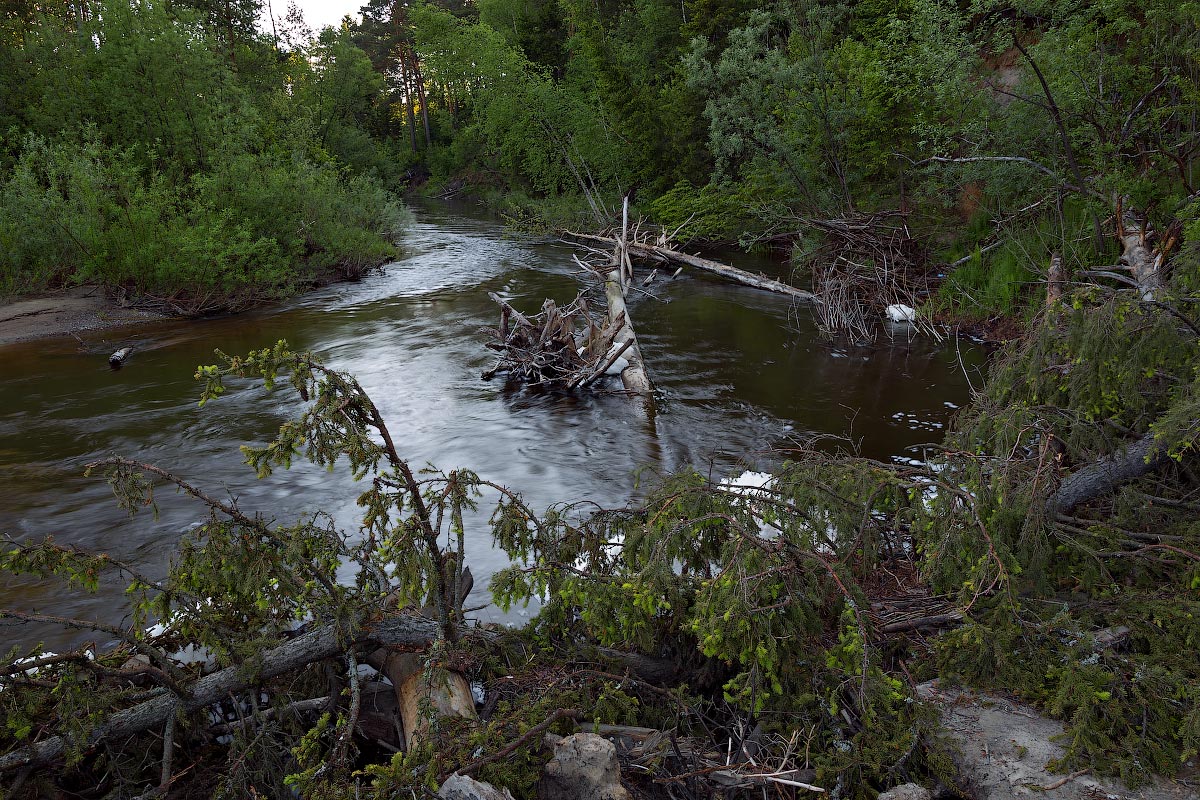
xmin=565 ymin=210 xmax=945 ymax=343
xmin=484 ymin=198 xmax=654 ymax=394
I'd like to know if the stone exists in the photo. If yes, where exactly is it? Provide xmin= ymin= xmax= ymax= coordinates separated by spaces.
xmin=916 ymin=681 xmax=1197 ymax=800
xmin=537 ymin=733 xmax=630 ymax=800
xmin=438 ymin=774 xmax=515 ymax=800
xmin=878 ymin=784 xmax=931 ymax=800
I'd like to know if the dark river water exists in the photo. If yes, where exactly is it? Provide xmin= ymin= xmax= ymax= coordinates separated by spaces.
xmin=0 ymin=201 xmax=984 ymax=650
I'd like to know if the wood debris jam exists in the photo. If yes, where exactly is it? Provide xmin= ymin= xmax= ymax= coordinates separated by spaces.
xmin=483 ymin=198 xmax=654 ymax=394
xmin=481 ymin=292 xmax=632 ymax=390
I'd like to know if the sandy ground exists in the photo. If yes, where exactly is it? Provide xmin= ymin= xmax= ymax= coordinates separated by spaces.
xmin=0 ymin=285 xmax=170 ymax=346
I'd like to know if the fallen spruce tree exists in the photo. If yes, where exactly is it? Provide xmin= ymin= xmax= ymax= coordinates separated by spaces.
xmin=3 ymin=223 xmax=1200 ymax=799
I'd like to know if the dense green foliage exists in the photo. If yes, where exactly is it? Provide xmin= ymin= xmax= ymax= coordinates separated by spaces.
xmin=0 ymin=1 xmax=409 ymax=310
xmin=2 ymin=0 xmax=1200 ymax=797
xmin=923 ymin=240 xmax=1200 ymax=783
xmin=3 ymin=269 xmax=1198 ymax=794
xmin=6 ymin=0 xmax=1196 ymax=317
xmin=348 ymin=0 xmax=1198 ymax=320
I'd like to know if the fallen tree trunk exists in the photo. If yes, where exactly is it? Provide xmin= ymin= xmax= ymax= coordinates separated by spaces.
xmin=485 ymin=292 xmax=643 ymax=391
xmin=594 ymin=647 xmax=680 ymax=685
xmin=373 ymin=569 xmax=479 ymax=750
xmin=1117 ymin=207 xmax=1164 ymax=300
xmin=1046 ymin=432 xmax=1168 ymax=516
xmin=0 ymin=614 xmax=443 ymax=773
xmin=604 ymin=270 xmax=652 ymax=394
xmin=378 ymin=653 xmax=477 ymax=750
xmin=565 ymin=232 xmax=817 ymax=303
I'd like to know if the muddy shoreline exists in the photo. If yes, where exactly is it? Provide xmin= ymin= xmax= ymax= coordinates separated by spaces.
xmin=0 ymin=285 xmax=172 ymax=347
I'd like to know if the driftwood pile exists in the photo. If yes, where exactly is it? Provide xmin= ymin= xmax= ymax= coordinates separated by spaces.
xmin=798 ymin=212 xmax=941 ymax=342
xmin=481 ymin=292 xmax=632 ymax=391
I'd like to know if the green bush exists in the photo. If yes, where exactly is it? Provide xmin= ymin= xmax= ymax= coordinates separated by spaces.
xmin=0 ymin=134 xmax=408 ymax=308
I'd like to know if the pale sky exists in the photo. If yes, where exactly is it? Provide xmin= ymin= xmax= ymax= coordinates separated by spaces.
xmin=262 ymin=0 xmax=361 ymax=33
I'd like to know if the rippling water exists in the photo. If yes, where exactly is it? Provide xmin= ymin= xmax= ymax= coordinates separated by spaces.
xmin=0 ymin=201 xmax=984 ymax=649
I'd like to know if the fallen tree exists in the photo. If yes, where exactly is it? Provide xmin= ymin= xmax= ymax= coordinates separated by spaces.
xmin=563 ymin=230 xmax=817 ymax=302
xmin=0 ymin=343 xmax=545 ymax=797
xmin=487 ymin=203 xmax=654 ymax=395
xmin=481 ymin=292 xmax=644 ymax=393
xmin=4 ymin=257 xmax=1199 ymax=798
xmin=1046 ymin=430 xmax=1169 ymax=516
xmin=0 ymin=614 xmax=443 ymax=774
xmin=602 ymin=269 xmax=652 ymax=393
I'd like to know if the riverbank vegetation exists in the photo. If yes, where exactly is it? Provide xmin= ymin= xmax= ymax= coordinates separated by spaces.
xmin=4 ymin=0 xmax=1195 ymax=326
xmin=2 ymin=0 xmax=1199 ymax=797
xmin=358 ymin=0 xmax=1196 ymax=330
xmin=0 ymin=2 xmax=410 ymax=313
xmin=2 ymin=223 xmax=1198 ymax=795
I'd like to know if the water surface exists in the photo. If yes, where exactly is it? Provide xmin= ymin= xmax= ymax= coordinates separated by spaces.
xmin=0 ymin=201 xmax=983 ymax=649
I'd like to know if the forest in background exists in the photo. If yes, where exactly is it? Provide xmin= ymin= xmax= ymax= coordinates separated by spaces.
xmin=351 ymin=0 xmax=1197 ymax=327
xmin=0 ymin=0 xmax=410 ymax=313
xmin=2 ymin=1 xmax=1200 ymax=798
xmin=3 ymin=0 xmax=1198 ymax=325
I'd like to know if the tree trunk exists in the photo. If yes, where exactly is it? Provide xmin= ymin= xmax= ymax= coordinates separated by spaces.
xmin=410 ymin=47 xmax=433 ymax=149
xmin=1046 ymin=431 xmax=1167 ymax=516
xmin=604 ymin=271 xmax=652 ymax=394
xmin=566 ymin=233 xmax=817 ymax=303
xmin=398 ymin=50 xmax=419 ymax=153
xmin=0 ymin=615 xmax=442 ymax=773
xmin=1046 ymin=252 xmax=1064 ymax=305
xmin=1118 ymin=207 xmax=1163 ymax=299
xmin=376 ymin=653 xmax=477 ymax=749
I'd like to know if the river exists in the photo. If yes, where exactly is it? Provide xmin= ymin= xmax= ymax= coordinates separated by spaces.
xmin=0 ymin=201 xmax=985 ymax=650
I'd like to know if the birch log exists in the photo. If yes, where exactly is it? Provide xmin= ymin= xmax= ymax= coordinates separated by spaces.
xmin=1118 ymin=210 xmax=1163 ymax=300
xmin=604 ymin=270 xmax=652 ymax=393
xmin=565 ymin=232 xmax=817 ymax=303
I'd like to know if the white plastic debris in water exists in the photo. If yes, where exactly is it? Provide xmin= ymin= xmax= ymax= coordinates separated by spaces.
xmin=579 ymin=343 xmax=630 ymax=376
xmin=604 ymin=355 xmax=630 ymax=375
xmin=885 ymin=303 xmax=917 ymax=323
xmin=1 ymin=650 xmax=96 ymax=694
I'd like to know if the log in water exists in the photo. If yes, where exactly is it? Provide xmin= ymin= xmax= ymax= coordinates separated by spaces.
xmin=0 ymin=200 xmax=984 ymax=650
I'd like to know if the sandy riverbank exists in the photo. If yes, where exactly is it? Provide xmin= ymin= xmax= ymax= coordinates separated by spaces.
xmin=0 ymin=285 xmax=170 ymax=346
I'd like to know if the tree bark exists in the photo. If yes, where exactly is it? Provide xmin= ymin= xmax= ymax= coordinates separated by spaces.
xmin=565 ymin=232 xmax=817 ymax=303
xmin=594 ymin=647 xmax=680 ymax=685
xmin=1118 ymin=206 xmax=1164 ymax=299
xmin=376 ymin=653 xmax=477 ymax=749
xmin=604 ymin=270 xmax=653 ymax=394
xmin=1046 ymin=432 xmax=1168 ymax=516
xmin=397 ymin=49 xmax=419 ymax=152
xmin=0 ymin=615 xmax=442 ymax=773
xmin=1046 ymin=253 xmax=1064 ymax=305
xmin=410 ymin=46 xmax=433 ymax=149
